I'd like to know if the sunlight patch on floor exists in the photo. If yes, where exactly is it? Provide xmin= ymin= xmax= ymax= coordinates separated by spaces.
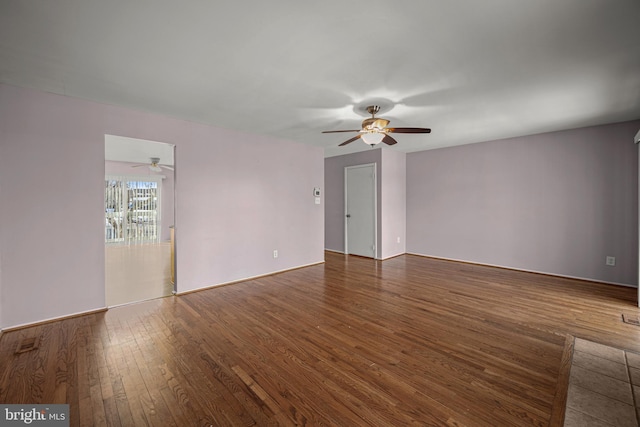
xmin=105 ymin=242 xmax=173 ymax=306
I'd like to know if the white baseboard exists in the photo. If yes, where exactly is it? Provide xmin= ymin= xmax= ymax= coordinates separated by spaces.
xmin=406 ymin=252 xmax=637 ymax=288
xmin=2 ymin=307 xmax=108 ymax=333
xmin=324 ymin=248 xmax=345 ymax=254
xmin=176 ymin=260 xmax=326 ymax=296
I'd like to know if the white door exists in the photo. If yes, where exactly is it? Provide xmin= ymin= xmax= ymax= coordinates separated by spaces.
xmin=345 ymin=163 xmax=376 ymax=258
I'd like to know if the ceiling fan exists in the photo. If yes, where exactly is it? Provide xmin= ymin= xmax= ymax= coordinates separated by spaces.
xmin=131 ymin=157 xmax=174 ymax=172
xmin=322 ymin=105 xmax=431 ymax=147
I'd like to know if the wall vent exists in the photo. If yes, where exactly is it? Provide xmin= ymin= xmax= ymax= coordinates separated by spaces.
xmin=622 ymin=314 xmax=640 ymax=326
xmin=15 ymin=337 xmax=40 ymax=354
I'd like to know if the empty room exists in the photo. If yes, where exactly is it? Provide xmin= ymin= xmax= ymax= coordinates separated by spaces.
xmin=1 ymin=1 xmax=640 ymax=426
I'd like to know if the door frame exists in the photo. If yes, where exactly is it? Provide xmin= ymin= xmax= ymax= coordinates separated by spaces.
xmin=344 ymin=163 xmax=377 ymax=259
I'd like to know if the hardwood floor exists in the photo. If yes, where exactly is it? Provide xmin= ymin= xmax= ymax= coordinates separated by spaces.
xmin=1 ymin=252 xmax=639 ymax=426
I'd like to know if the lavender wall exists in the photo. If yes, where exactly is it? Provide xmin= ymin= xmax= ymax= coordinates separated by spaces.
xmin=407 ymin=120 xmax=640 ymax=286
xmin=1 ymin=85 xmax=106 ymax=329
xmin=105 ymin=160 xmax=175 ymax=242
xmin=0 ymin=84 xmax=324 ymax=329
xmin=380 ymin=150 xmax=407 ymax=259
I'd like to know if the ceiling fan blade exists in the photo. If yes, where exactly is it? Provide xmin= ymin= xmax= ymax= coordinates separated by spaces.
xmin=382 ymin=134 xmax=398 ymax=145
xmin=131 ymin=164 xmax=146 ymax=168
xmin=161 ymin=165 xmax=174 ymax=171
xmin=339 ymin=134 xmax=363 ymax=146
xmin=386 ymin=127 xmax=431 ymax=134
xmin=322 ymin=130 xmax=361 ymax=133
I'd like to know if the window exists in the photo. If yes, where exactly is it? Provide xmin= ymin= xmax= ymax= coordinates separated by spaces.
xmin=105 ymin=175 xmax=162 ymax=244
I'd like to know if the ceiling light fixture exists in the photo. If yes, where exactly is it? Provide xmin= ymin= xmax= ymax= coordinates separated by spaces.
xmin=323 ymin=104 xmax=431 ymax=147
xmin=149 ymin=157 xmax=163 ymax=172
xmin=361 ymin=131 xmax=385 ymax=146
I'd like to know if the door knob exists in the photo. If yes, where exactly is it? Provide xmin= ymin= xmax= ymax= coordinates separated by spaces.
xmin=346 ymin=214 xmax=351 ymax=218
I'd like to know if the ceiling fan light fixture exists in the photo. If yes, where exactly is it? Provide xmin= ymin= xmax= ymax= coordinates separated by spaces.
xmin=361 ymin=131 xmax=385 ymax=146
xmin=148 ymin=157 xmax=162 ymax=172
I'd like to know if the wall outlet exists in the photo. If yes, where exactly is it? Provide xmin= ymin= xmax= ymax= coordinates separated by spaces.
xmin=273 ymin=250 xmax=278 ymax=259
xmin=397 ymin=237 xmax=401 ymax=243
xmin=606 ymin=256 xmax=615 ymax=266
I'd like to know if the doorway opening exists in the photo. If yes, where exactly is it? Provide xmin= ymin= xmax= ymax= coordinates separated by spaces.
xmin=104 ymin=135 xmax=176 ymax=306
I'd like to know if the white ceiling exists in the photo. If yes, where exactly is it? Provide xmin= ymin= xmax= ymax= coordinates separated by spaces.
xmin=2 ymin=1 xmax=639 ymax=157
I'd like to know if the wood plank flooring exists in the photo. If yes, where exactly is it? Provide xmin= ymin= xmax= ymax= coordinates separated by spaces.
xmin=1 ymin=252 xmax=640 ymax=426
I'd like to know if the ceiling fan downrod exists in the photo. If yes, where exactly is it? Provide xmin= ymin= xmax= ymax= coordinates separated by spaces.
xmin=366 ymin=105 xmax=381 ymax=117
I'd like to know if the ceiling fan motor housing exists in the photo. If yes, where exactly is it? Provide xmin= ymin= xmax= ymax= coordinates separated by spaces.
xmin=362 ymin=117 xmax=390 ymax=131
